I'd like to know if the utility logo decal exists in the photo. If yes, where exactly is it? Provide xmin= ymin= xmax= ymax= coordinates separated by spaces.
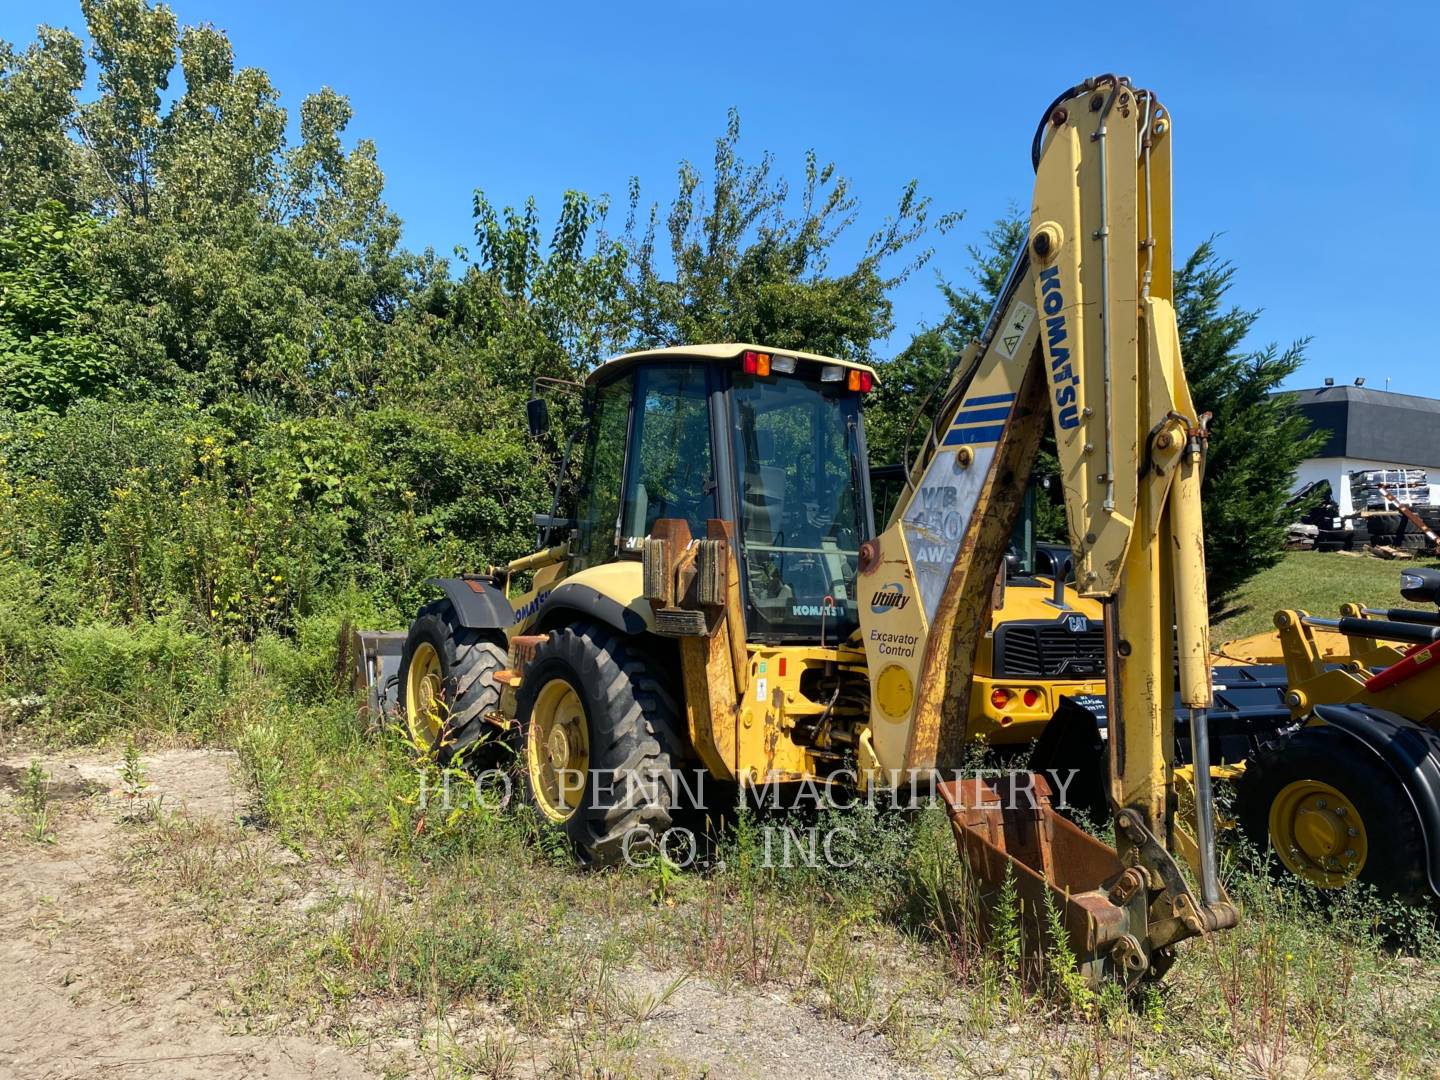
xmin=1038 ymin=265 xmax=1080 ymax=431
xmin=870 ymin=583 xmax=911 ymax=614
xmin=996 ymin=301 xmax=1034 ymax=360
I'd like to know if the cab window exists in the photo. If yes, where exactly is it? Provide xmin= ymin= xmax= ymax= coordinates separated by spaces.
xmin=619 ymin=364 xmax=715 ymax=548
xmin=731 ymin=371 xmax=867 ymax=642
xmin=574 ymin=374 xmax=632 ymax=567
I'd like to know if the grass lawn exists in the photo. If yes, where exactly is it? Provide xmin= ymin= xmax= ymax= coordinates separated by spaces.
xmin=1212 ymin=550 xmax=1440 ymax=642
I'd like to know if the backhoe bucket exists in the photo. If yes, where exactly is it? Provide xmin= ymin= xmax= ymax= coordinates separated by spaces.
xmin=941 ymin=774 xmax=1234 ymax=985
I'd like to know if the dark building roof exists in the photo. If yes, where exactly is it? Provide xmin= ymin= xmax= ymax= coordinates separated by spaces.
xmin=1286 ymin=386 xmax=1440 ymax=467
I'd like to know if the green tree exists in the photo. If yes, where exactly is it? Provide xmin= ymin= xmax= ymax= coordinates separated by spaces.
xmin=623 ymin=110 xmax=955 ymax=361
xmin=863 ymin=326 xmax=950 ymax=469
xmin=0 ymin=200 xmax=115 ymax=411
xmin=0 ymin=4 xmax=960 ymax=641
xmin=1174 ymin=241 xmax=1320 ymax=605
xmin=0 ymin=27 xmax=88 ymax=213
xmin=457 ymin=187 xmax=630 ymax=382
xmin=76 ymin=0 xmax=178 ymax=218
xmin=156 ymin=24 xmax=287 ymax=225
xmin=936 ymin=210 xmax=1027 ymax=347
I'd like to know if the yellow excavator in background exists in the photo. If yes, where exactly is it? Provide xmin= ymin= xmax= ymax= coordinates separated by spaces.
xmin=377 ymin=76 xmax=1238 ymax=984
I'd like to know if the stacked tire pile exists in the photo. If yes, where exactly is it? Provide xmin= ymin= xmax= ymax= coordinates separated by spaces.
xmin=1297 ymin=469 xmax=1439 ymax=555
xmin=1313 ymin=525 xmax=1353 ymax=552
xmin=1355 ymin=509 xmax=1440 ymax=553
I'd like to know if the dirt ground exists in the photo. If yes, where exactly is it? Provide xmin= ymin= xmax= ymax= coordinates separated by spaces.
xmin=0 ymin=747 xmax=956 ymax=1079
xmin=0 ymin=749 xmax=382 ymax=1079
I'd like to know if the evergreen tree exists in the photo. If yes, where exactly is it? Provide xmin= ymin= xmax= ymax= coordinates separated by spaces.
xmin=1174 ymin=241 xmax=1321 ymax=605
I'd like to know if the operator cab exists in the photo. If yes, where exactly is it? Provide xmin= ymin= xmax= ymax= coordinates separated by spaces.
xmin=567 ymin=345 xmax=877 ymax=644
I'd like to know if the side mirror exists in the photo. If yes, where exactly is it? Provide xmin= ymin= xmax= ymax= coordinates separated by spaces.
xmin=526 ymin=397 xmax=550 ymax=439
xmin=1400 ymin=568 xmax=1440 ymax=606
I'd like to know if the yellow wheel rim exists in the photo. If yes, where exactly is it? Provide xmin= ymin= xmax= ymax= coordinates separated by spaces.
xmin=527 ymin=679 xmax=589 ymax=823
xmin=406 ymin=641 xmax=445 ymax=749
xmin=1268 ymin=779 xmax=1368 ymax=888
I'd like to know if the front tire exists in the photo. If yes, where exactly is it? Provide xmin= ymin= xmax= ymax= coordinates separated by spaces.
xmin=398 ymin=599 xmax=509 ymax=769
xmin=1237 ymin=724 xmax=1427 ymax=899
xmin=516 ymin=623 xmax=680 ymax=866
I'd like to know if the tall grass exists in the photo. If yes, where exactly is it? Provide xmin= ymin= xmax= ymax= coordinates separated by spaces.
xmin=6 ymin=558 xmax=1436 ymax=1073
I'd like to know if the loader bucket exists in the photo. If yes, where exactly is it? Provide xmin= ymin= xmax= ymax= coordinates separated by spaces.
xmin=338 ymin=623 xmax=406 ymax=727
xmin=940 ymin=774 xmax=1232 ymax=985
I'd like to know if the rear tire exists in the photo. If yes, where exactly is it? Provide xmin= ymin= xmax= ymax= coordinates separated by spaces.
xmin=398 ymin=599 xmax=510 ymax=769
xmin=516 ymin=623 xmax=681 ymax=866
xmin=1236 ymin=724 xmax=1427 ymax=900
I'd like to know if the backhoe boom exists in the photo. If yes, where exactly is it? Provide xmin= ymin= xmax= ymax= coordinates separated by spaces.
xmin=857 ymin=76 xmax=1237 ymax=982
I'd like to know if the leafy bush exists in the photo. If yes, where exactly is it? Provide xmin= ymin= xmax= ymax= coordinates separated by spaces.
xmin=44 ymin=618 xmax=228 ymax=743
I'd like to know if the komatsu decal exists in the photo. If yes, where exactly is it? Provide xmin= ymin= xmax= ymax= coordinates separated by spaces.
xmin=1038 ymin=266 xmax=1080 ymax=431
xmin=792 ymin=603 xmax=844 ymax=618
xmin=513 ymin=590 xmax=551 ymax=621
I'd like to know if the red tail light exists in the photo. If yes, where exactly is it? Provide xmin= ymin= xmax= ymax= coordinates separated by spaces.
xmin=846 ymin=369 xmax=875 ymax=393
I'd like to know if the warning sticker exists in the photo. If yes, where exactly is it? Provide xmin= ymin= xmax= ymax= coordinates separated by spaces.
xmin=755 ymin=677 xmax=768 ymax=703
xmin=996 ymin=301 xmax=1035 ymax=360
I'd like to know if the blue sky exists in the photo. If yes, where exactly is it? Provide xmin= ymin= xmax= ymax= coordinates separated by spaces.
xmin=5 ymin=1 xmax=1436 ymax=395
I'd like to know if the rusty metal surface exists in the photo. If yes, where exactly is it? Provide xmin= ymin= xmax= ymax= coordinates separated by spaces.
xmin=938 ymin=771 xmax=1237 ymax=984
xmin=940 ymin=775 xmax=1130 ymax=959
xmin=509 ymin=634 xmax=546 ymax=673
xmin=647 ymin=518 xmax=747 ymax=780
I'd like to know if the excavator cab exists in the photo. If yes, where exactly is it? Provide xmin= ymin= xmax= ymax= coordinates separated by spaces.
xmin=559 ymin=346 xmax=876 ymax=641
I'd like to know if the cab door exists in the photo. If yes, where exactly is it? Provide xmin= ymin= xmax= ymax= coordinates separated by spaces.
xmin=615 ymin=363 xmax=721 ymax=548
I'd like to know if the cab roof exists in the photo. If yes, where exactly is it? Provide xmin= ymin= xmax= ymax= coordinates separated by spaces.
xmin=587 ymin=343 xmax=879 ymax=386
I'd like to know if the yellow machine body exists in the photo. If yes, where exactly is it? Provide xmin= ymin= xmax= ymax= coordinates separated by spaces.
xmin=1272 ymin=607 xmax=1439 ymax=725
xmin=969 ymin=581 xmax=1107 ymax=745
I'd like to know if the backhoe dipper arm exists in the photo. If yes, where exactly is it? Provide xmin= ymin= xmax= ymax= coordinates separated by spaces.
xmin=857 ymin=76 xmax=1236 ymax=983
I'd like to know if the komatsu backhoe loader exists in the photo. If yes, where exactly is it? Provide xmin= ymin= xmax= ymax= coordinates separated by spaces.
xmin=387 ymin=76 xmax=1239 ymax=983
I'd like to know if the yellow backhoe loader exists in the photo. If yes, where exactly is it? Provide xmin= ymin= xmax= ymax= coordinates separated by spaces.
xmin=381 ymin=76 xmax=1239 ymax=983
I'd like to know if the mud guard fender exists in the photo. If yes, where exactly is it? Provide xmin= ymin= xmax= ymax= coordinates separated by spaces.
xmin=430 ymin=577 xmax=514 ymax=631
xmin=1312 ymin=704 xmax=1440 ymax=897
xmin=535 ymin=579 xmax=651 ymax=636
